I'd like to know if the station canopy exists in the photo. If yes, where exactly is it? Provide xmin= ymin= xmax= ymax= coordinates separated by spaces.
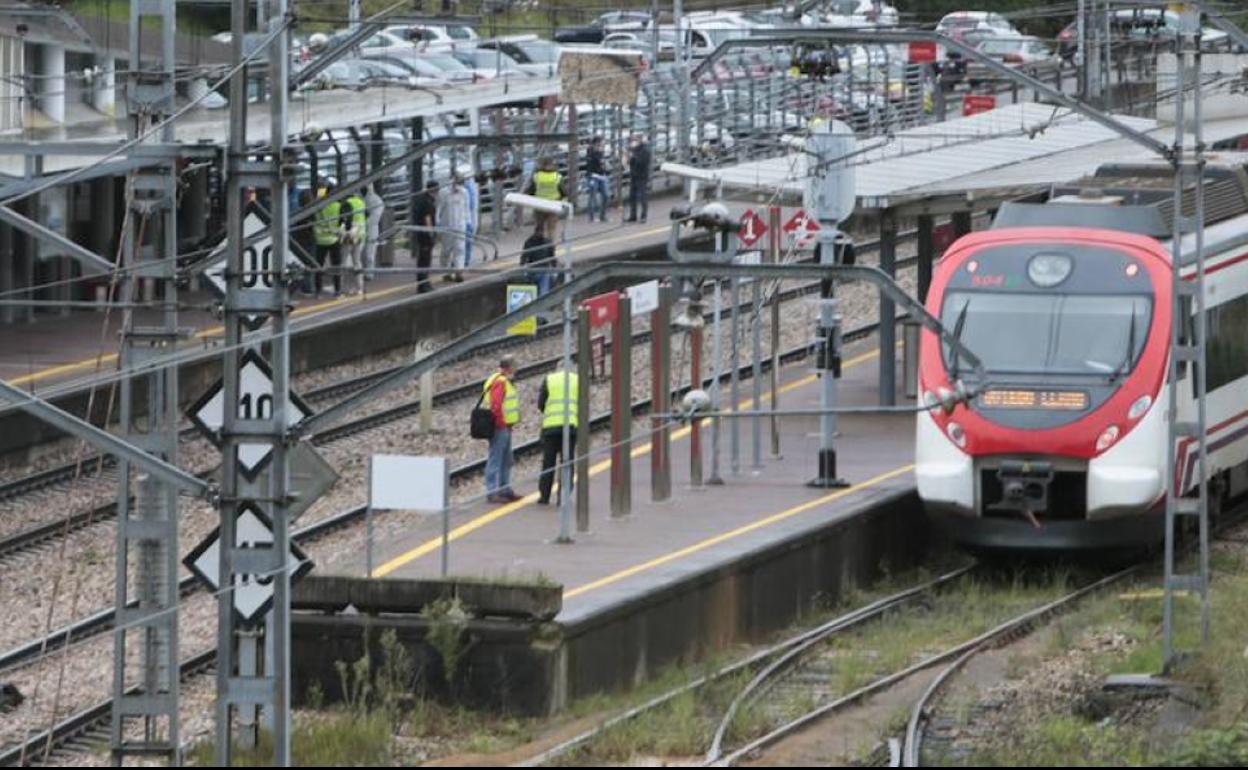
xmin=712 ymin=103 xmax=1163 ymax=212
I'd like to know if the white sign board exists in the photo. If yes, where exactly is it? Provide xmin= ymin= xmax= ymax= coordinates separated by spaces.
xmin=626 ymin=280 xmax=660 ymax=317
xmin=370 ymin=455 xmax=448 ymax=511
xmin=187 ymin=349 xmax=313 ymax=479
xmin=203 ymin=208 xmax=310 ymax=331
xmin=184 ymin=503 xmax=313 ymax=624
xmin=733 ymin=250 xmax=761 ymax=284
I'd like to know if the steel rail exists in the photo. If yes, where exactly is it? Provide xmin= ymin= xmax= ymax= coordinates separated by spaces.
xmin=703 ymin=565 xmax=976 ymax=764
xmin=0 ymin=330 xmax=849 ymax=765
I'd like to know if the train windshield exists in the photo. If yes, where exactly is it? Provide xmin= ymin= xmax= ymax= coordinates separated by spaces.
xmin=941 ymin=292 xmax=1151 ymax=378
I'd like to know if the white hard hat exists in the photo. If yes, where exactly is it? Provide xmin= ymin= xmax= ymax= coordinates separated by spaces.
xmin=309 ymin=32 xmax=329 ymax=50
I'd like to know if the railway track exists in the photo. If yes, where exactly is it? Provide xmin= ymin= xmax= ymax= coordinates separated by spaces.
xmin=0 ymin=223 xmax=929 ymax=506
xmin=0 ymin=328 xmax=852 ymax=766
xmin=0 ymin=234 xmax=927 ymax=566
xmin=0 ymin=233 xmax=932 ymax=764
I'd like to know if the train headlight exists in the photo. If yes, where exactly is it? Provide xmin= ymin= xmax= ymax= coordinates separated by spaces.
xmin=946 ymin=421 xmax=967 ymax=448
xmin=1096 ymin=424 xmax=1120 ymax=452
xmin=1027 ymin=252 xmax=1073 ymax=288
xmin=1127 ymin=395 xmax=1152 ymax=421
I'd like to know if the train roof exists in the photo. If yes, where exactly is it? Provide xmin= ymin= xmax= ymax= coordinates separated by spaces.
xmin=992 ymin=161 xmax=1248 ymax=266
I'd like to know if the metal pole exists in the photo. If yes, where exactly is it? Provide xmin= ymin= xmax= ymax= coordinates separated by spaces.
xmin=267 ymin=0 xmax=293 ymax=761
xmin=878 ymin=208 xmax=897 ymax=406
xmin=708 ymin=236 xmax=724 ymax=485
xmin=215 ymin=0 xmax=248 ymax=761
xmin=611 ymin=293 xmax=633 ymax=516
xmin=577 ymin=306 xmax=592 ymax=530
xmin=750 ymin=273 xmax=763 ymax=469
xmin=651 ymin=283 xmax=673 ymax=501
xmin=690 ymin=327 xmax=703 ymax=487
xmin=729 ymin=276 xmax=741 ymax=476
xmin=768 ymin=206 xmax=781 ymax=458
xmin=557 ymin=211 xmax=575 ymax=542
xmin=111 ymin=0 xmax=180 ymax=759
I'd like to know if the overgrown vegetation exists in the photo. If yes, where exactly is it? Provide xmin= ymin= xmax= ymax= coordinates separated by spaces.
xmin=954 ymin=545 xmax=1248 ymax=766
xmin=420 ymin=596 xmax=472 ymax=689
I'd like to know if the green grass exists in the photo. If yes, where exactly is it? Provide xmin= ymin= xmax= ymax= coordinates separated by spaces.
xmin=187 ymin=711 xmax=392 ymax=767
xmin=954 ymin=540 xmax=1248 ymax=766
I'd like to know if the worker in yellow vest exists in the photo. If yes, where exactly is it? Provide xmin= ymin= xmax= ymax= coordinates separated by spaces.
xmin=483 ymin=355 xmax=521 ymax=503
xmin=536 ymin=368 xmax=579 ymax=505
xmin=313 ymin=177 xmax=344 ymax=297
xmin=525 ymin=156 xmax=566 ymax=239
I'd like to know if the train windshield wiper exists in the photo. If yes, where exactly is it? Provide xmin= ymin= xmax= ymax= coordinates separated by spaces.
xmin=1108 ymin=303 xmax=1138 ymax=383
xmin=949 ymin=298 xmax=971 ymax=380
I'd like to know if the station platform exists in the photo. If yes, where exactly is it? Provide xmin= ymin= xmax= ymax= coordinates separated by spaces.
xmin=302 ymin=338 xmax=930 ymax=710
xmin=0 ymin=195 xmax=688 ymax=391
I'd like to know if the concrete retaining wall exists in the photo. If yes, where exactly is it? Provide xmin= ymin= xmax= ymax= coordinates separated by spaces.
xmin=290 ymin=486 xmax=932 ymax=716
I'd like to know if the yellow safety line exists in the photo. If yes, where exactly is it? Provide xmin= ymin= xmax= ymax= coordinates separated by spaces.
xmin=373 ymin=346 xmax=883 ymax=577
xmin=564 ymin=463 xmax=915 ymax=599
xmin=4 ymin=224 xmax=671 ymax=388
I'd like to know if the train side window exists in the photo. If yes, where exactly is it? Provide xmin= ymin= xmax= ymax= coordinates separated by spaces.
xmin=1177 ymin=294 xmax=1192 ymax=381
xmin=1205 ymin=291 xmax=1248 ymax=393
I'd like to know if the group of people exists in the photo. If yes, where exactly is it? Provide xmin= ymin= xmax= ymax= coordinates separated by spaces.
xmin=410 ymin=170 xmax=481 ymax=293
xmin=302 ymin=177 xmax=386 ymax=298
xmin=480 ymin=356 xmax=579 ymax=506
xmin=294 ymin=132 xmax=654 ymax=299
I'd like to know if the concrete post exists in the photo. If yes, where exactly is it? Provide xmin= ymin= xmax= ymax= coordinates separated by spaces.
xmin=40 ymin=43 xmax=65 ymax=124
xmin=92 ymin=56 xmax=116 ymax=116
xmin=651 ymin=283 xmax=672 ymax=501
xmin=610 ymin=293 xmax=632 ymax=517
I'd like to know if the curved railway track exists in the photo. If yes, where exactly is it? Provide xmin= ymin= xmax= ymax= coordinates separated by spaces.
xmin=0 ymin=235 xmax=933 ymax=764
xmin=0 ymin=329 xmax=851 ymax=766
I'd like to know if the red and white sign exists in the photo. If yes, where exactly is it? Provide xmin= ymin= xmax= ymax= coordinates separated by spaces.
xmin=582 ymin=291 xmax=619 ymax=328
xmin=908 ymin=41 xmax=938 ymax=64
xmin=783 ymin=209 xmax=821 ymax=246
xmin=962 ymin=94 xmax=997 ymax=117
xmin=738 ymin=209 xmax=767 ymax=248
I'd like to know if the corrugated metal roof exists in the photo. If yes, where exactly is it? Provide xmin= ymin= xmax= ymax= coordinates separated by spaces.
xmin=906 ymin=114 xmax=1248 ymax=198
xmin=713 ymin=103 xmax=1158 ymax=209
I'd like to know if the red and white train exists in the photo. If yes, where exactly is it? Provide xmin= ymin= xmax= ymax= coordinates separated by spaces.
xmin=916 ymin=170 xmax=1248 ymax=550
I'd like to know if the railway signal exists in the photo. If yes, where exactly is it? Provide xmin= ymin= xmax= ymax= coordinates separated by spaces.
xmin=187 ymin=349 xmax=313 ymax=480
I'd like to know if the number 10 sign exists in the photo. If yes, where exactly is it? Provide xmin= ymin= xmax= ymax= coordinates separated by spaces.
xmin=188 ymin=349 xmax=313 ymax=479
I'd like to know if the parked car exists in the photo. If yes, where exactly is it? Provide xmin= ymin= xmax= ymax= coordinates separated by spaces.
xmin=446 ymin=47 xmax=532 ymax=79
xmin=477 ymin=35 xmax=562 ymax=76
xmin=555 ymin=10 xmax=652 ymax=44
xmin=364 ymin=51 xmax=476 ymax=84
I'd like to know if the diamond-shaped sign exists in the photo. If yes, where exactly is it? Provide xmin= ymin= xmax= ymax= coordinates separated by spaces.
xmin=202 ymin=204 xmax=313 ymax=331
xmin=232 ymin=440 xmax=338 ymax=523
xmin=738 ymin=209 xmax=767 ymax=248
xmin=184 ymin=503 xmax=314 ymax=624
xmin=187 ymin=349 xmax=313 ymax=480
xmin=783 ymin=209 xmax=821 ymax=247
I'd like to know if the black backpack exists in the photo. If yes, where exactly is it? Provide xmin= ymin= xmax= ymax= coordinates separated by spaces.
xmin=470 ymin=390 xmax=495 ymax=440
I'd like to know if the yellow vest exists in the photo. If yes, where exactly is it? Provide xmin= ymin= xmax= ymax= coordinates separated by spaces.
xmin=534 ymin=170 xmax=562 ymax=201
xmin=542 ymin=371 xmax=579 ymax=430
xmin=314 ymin=200 xmax=342 ymax=245
xmin=483 ymin=372 xmax=519 ymax=426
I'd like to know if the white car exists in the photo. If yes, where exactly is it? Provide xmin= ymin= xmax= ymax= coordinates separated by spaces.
xmin=384 ymin=23 xmax=479 ymax=45
xmin=936 ymin=11 xmax=1018 ymax=40
xmin=357 ymin=30 xmax=418 ymax=52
